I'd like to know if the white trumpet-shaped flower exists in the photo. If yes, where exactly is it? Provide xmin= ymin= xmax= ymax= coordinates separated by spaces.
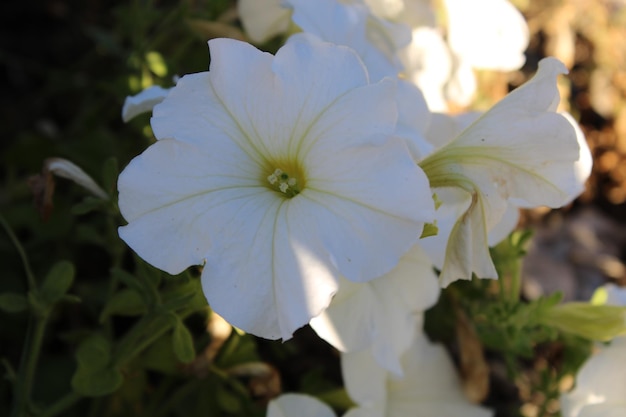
xmin=342 ymin=333 xmax=493 ymax=417
xmin=310 ymin=244 xmax=440 ymax=376
xmin=418 ymin=57 xmax=589 ymax=286
xmin=117 ymin=35 xmax=434 ymax=340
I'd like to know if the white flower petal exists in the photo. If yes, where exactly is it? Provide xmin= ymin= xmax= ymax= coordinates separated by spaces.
xmin=267 ymin=393 xmax=336 ymax=417
xmin=118 ymin=139 xmax=260 ymax=274
xmin=343 ymin=333 xmax=494 ymax=417
xmin=443 ymin=0 xmax=529 ymax=71
xmin=395 ymin=79 xmax=434 ymax=160
xmin=450 ymin=58 xmax=582 ymax=207
xmin=342 ymin=348 xmax=388 ymax=406
xmin=122 ymin=85 xmax=171 ymax=122
xmin=487 ymin=203 xmax=520 ymax=246
xmin=238 ymin=0 xmax=291 ymax=44
xmin=46 ymin=158 xmax=108 ymax=200
xmin=444 ymin=55 xmax=477 ymax=107
xmin=401 ymin=27 xmax=452 ymax=112
xmin=311 ymin=244 xmax=440 ymax=375
xmin=285 ymin=0 xmax=409 ymax=80
xmin=561 ymin=338 xmax=626 ymax=417
xmin=423 ymin=111 xmax=481 ymax=152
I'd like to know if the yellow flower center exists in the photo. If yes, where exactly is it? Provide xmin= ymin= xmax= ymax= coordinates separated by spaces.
xmin=265 ymin=164 xmax=304 ymax=198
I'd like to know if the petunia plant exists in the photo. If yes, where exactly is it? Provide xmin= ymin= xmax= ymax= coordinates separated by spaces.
xmin=4 ymin=1 xmax=625 ymax=417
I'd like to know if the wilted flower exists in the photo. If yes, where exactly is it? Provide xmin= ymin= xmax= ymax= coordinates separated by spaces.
xmin=117 ymin=35 xmax=434 ymax=340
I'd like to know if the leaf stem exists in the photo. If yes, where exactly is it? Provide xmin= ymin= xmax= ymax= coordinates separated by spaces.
xmin=10 ymin=315 xmax=49 ymax=417
xmin=38 ymin=392 xmax=82 ymax=417
xmin=0 ymin=214 xmax=37 ymax=291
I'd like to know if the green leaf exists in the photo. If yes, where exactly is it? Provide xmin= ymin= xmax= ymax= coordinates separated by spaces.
xmin=110 ymin=268 xmax=156 ymax=307
xmin=75 ymin=334 xmax=112 ymax=371
xmin=0 ymin=292 xmax=28 ymax=313
xmin=172 ymin=318 xmax=195 ymax=363
xmin=100 ymin=288 xmax=147 ymax=322
xmin=216 ymin=384 xmax=242 ymax=414
xmin=71 ymin=334 xmax=123 ymax=397
xmin=72 ymin=367 xmax=123 ymax=397
xmin=40 ymin=260 xmax=75 ymax=305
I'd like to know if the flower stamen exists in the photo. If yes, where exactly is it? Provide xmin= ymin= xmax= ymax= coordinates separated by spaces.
xmin=267 ymin=168 xmax=300 ymax=197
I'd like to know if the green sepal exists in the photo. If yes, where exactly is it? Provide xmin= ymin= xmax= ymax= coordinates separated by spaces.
xmin=420 ymin=222 xmax=439 ymax=238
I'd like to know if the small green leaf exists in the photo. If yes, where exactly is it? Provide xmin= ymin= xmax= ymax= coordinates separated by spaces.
xmin=172 ymin=318 xmax=195 ymax=363
xmin=110 ymin=268 xmax=154 ymax=306
xmin=100 ymin=289 xmax=147 ymax=322
xmin=0 ymin=292 xmax=28 ymax=313
xmin=72 ymin=367 xmax=123 ymax=397
xmin=75 ymin=334 xmax=112 ymax=371
xmin=71 ymin=334 xmax=123 ymax=396
xmin=40 ymin=261 xmax=75 ymax=305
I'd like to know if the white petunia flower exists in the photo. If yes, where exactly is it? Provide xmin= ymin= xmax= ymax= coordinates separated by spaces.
xmin=267 ymin=393 xmax=336 ymax=417
xmin=341 ymin=333 xmax=493 ymax=417
xmin=117 ymin=35 xmax=434 ymax=340
xmin=310 ymin=244 xmax=440 ymax=376
xmin=443 ymin=0 xmax=529 ymax=71
xmin=284 ymin=0 xmax=411 ymax=81
xmin=398 ymin=0 xmax=528 ymax=109
xmin=418 ymin=57 xmax=589 ymax=286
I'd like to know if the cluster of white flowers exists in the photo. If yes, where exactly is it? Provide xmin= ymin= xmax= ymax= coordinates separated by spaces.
xmin=119 ymin=0 xmax=592 ymax=415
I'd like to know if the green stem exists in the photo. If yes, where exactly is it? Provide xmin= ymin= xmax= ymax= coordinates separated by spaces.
xmin=10 ymin=315 xmax=49 ymax=417
xmin=0 ymin=214 xmax=37 ymax=291
xmin=38 ymin=392 xmax=82 ymax=417
xmin=509 ymin=258 xmax=522 ymax=303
